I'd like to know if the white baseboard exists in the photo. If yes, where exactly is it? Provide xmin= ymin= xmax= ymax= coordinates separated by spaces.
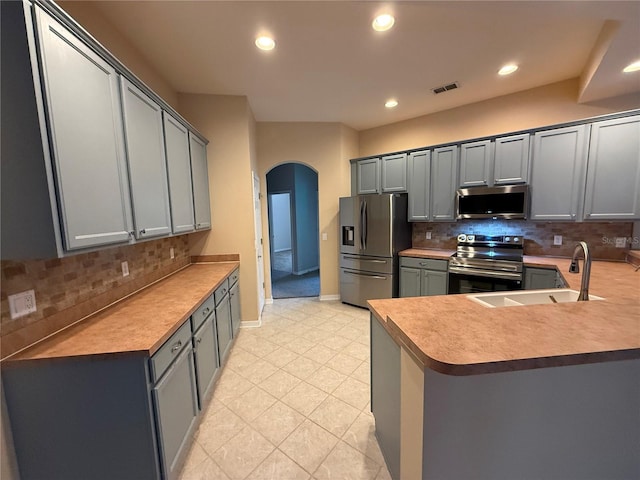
xmin=320 ymin=294 xmax=340 ymax=301
xmin=265 ymin=297 xmax=274 ymax=304
xmin=240 ymin=319 xmax=262 ymax=328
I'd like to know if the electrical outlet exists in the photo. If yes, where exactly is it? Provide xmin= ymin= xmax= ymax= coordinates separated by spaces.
xmin=8 ymin=290 xmax=37 ymax=320
xmin=615 ymin=237 xmax=627 ymax=248
xmin=322 ymin=232 xmax=328 ymax=241
xmin=170 ymin=248 xmax=175 ymax=259
xmin=121 ymin=261 xmax=129 ymax=277
xmin=426 ymin=231 xmax=432 ymax=240
xmin=553 ymin=235 xmax=563 ymax=246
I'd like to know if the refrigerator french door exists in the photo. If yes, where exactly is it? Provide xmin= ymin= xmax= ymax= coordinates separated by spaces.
xmin=339 ymin=194 xmax=410 ymax=308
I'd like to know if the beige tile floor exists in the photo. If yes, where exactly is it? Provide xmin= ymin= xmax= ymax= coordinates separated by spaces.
xmin=179 ymin=297 xmax=391 ymax=480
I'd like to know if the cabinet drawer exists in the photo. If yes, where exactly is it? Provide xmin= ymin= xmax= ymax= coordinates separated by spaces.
xmin=400 ymin=256 xmax=449 ymax=271
xmin=191 ymin=294 xmax=215 ymax=331
xmin=214 ymin=279 xmax=229 ymax=305
xmin=229 ymin=268 xmax=239 ymax=287
xmin=150 ymin=320 xmax=192 ymax=383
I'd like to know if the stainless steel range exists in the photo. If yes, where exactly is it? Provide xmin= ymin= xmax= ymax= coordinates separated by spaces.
xmin=448 ymin=233 xmax=524 ymax=293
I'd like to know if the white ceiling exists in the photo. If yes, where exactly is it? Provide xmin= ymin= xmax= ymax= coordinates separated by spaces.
xmin=78 ymin=1 xmax=640 ymax=130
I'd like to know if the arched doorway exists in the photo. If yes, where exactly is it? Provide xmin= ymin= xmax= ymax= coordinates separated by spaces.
xmin=266 ymin=163 xmax=319 ymax=299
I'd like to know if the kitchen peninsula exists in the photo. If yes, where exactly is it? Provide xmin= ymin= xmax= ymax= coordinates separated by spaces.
xmin=369 ymin=254 xmax=640 ymax=480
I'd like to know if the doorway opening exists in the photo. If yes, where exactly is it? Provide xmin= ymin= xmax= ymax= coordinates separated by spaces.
xmin=266 ymin=163 xmax=319 ymax=299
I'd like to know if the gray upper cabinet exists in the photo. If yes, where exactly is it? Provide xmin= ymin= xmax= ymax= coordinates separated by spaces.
xmin=494 ymin=133 xmax=530 ymax=185
xmin=35 ymin=8 xmax=133 ymax=250
xmin=164 ymin=113 xmax=196 ymax=234
xmin=407 ymin=150 xmax=431 ymax=221
xmin=431 ymin=145 xmax=459 ymax=221
xmin=120 ymin=77 xmax=172 ymax=239
xmin=381 ymin=154 xmax=407 ymax=193
xmin=189 ymin=133 xmax=212 ymax=230
xmin=357 ymin=158 xmax=381 ymax=194
xmin=583 ymin=115 xmax=640 ymax=220
xmin=530 ymin=125 xmax=589 ymax=221
xmin=459 ymin=140 xmax=492 ymax=187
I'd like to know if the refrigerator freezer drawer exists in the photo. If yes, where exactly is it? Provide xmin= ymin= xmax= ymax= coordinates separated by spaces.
xmin=339 ymin=254 xmax=393 ymax=274
xmin=340 ymin=268 xmax=393 ymax=308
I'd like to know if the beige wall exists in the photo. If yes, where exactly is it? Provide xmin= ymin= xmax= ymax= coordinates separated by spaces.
xmin=179 ymin=94 xmax=260 ymax=322
xmin=257 ymin=123 xmax=357 ymax=299
xmin=359 ymin=78 xmax=640 ymax=156
xmin=58 ymin=1 xmax=179 ymax=108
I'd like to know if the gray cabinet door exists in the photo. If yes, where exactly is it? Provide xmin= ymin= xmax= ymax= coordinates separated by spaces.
xmin=357 ymin=158 xmax=380 ymax=194
xmin=120 ymin=77 xmax=172 ymax=239
xmin=431 ymin=146 xmax=459 ymax=221
xmin=35 ymin=8 xmax=133 ymax=250
xmin=399 ymin=267 xmax=421 ymax=298
xmin=164 ymin=112 xmax=195 ymax=233
xmin=370 ymin=315 xmax=401 ymax=480
xmin=381 ymin=154 xmax=407 ymax=193
xmin=229 ymin=282 xmax=241 ymax=337
xmin=530 ymin=125 xmax=589 ymax=221
xmin=215 ymin=297 xmax=233 ymax=366
xmin=421 ymin=270 xmax=448 ymax=296
xmin=460 ymin=140 xmax=492 ymax=187
xmin=189 ymin=133 xmax=212 ymax=230
xmin=407 ymin=150 xmax=431 ymax=221
xmin=494 ymin=133 xmax=530 ymax=185
xmin=152 ymin=345 xmax=199 ymax=480
xmin=193 ymin=316 xmax=219 ymax=408
xmin=583 ymin=115 xmax=640 ymax=220
xmin=524 ymin=267 xmax=558 ymax=290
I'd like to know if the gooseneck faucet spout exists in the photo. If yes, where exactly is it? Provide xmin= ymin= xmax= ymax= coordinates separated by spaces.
xmin=569 ymin=241 xmax=591 ymax=301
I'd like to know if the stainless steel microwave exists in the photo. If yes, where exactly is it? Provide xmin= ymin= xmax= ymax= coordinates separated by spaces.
xmin=456 ymin=185 xmax=529 ymax=219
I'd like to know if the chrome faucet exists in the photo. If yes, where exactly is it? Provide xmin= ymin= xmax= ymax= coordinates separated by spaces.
xmin=569 ymin=241 xmax=591 ymax=301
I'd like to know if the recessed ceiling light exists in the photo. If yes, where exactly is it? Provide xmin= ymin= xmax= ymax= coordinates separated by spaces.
xmin=498 ymin=64 xmax=518 ymax=76
xmin=623 ymin=60 xmax=640 ymax=73
xmin=255 ymin=36 xmax=275 ymax=51
xmin=385 ymin=99 xmax=398 ymax=108
xmin=372 ymin=14 xmax=395 ymax=32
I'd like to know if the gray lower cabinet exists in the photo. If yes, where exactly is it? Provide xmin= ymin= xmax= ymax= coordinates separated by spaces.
xmin=524 ymin=267 xmax=564 ymax=290
xmin=152 ymin=344 xmax=199 ymax=480
xmin=357 ymin=158 xmax=381 ymax=194
xmin=407 ymin=148 xmax=457 ymax=222
xmin=215 ymin=286 xmax=233 ymax=365
xmin=583 ymin=115 xmax=640 ymax=220
xmin=530 ymin=125 xmax=589 ymax=221
xmin=381 ymin=154 xmax=408 ymax=193
xmin=399 ymin=257 xmax=449 ymax=297
xmin=192 ymin=316 xmax=220 ymax=408
xmin=230 ymin=281 xmax=241 ymax=337
xmin=35 ymin=7 xmax=134 ymax=250
xmin=120 ymin=77 xmax=172 ymax=239
xmin=164 ymin=112 xmax=196 ymax=234
xmin=371 ymin=314 xmax=401 ymax=480
xmin=189 ymin=133 xmax=212 ymax=230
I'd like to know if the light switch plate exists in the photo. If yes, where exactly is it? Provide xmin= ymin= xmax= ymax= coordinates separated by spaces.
xmin=170 ymin=248 xmax=175 ymax=259
xmin=121 ymin=261 xmax=129 ymax=277
xmin=553 ymin=235 xmax=562 ymax=246
xmin=322 ymin=232 xmax=328 ymax=241
xmin=8 ymin=290 xmax=37 ymax=320
xmin=426 ymin=231 xmax=432 ymax=240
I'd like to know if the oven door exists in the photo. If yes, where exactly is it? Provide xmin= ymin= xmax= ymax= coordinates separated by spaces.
xmin=448 ymin=268 xmax=522 ymax=294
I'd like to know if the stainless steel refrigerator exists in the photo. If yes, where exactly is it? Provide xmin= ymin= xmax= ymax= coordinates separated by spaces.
xmin=339 ymin=194 xmax=411 ymax=308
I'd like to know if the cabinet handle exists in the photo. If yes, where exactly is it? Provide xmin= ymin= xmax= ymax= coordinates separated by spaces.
xmin=129 ymin=231 xmax=135 ymax=237
xmin=202 ymin=307 xmax=210 ymax=316
xmin=170 ymin=340 xmax=182 ymax=353
xmin=140 ymin=229 xmax=146 ymax=235
xmin=419 ymin=262 xmax=429 ymax=266
xmin=196 ymin=338 xmax=202 ymax=345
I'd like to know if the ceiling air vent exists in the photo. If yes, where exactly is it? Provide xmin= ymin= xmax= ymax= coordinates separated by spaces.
xmin=432 ymin=82 xmax=459 ymax=95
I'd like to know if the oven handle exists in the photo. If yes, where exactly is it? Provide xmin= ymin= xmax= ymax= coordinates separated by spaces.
xmin=448 ymin=266 xmax=522 ymax=280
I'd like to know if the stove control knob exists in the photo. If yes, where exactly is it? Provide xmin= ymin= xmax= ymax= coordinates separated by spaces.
xmin=505 ymin=236 xmax=511 ymax=242
xmin=457 ymin=234 xmax=466 ymax=242
xmin=513 ymin=237 xmax=520 ymax=243
xmin=467 ymin=235 xmax=475 ymax=242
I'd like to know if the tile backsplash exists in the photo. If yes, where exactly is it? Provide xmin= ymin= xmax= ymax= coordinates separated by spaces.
xmin=1 ymin=236 xmax=190 ymax=359
xmin=413 ymin=220 xmax=634 ymax=260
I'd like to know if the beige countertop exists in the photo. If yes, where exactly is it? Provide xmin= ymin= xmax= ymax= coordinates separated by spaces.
xmin=6 ymin=262 xmax=239 ymax=363
xmin=371 ymin=254 xmax=640 ymax=376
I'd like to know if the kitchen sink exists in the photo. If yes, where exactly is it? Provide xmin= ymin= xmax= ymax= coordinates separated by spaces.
xmin=467 ymin=289 xmax=605 ymax=308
